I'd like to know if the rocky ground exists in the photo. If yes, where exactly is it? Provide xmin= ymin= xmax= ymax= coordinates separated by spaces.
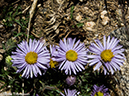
xmin=0 ymin=0 xmax=129 ymax=95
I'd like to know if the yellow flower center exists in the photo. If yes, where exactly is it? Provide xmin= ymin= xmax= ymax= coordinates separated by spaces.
xmin=50 ymin=59 xmax=58 ymax=68
xmin=94 ymin=91 xmax=104 ymax=96
xmin=100 ymin=49 xmax=114 ymax=62
xmin=66 ymin=50 xmax=78 ymax=62
xmin=25 ymin=51 xmax=38 ymax=64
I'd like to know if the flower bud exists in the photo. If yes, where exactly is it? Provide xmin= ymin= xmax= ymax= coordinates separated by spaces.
xmin=66 ymin=75 xmax=76 ymax=86
xmin=5 ymin=55 xmax=12 ymax=65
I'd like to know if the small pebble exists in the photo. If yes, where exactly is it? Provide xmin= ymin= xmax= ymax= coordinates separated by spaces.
xmin=0 ymin=54 xmax=3 ymax=61
xmin=0 ymin=49 xmax=5 ymax=54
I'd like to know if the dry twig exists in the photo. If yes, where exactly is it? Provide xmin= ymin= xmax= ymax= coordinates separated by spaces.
xmin=27 ymin=0 xmax=38 ymax=42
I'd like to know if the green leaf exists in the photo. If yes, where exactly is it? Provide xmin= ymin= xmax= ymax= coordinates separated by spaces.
xmin=70 ymin=5 xmax=74 ymax=19
xmin=14 ymin=33 xmax=23 ymax=37
xmin=0 ymin=74 xmax=5 ymax=78
xmin=72 ymin=25 xmax=75 ymax=28
xmin=76 ymin=23 xmax=84 ymax=28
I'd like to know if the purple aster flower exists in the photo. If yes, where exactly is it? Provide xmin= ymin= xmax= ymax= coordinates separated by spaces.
xmin=60 ymin=89 xmax=79 ymax=96
xmin=66 ymin=75 xmax=76 ymax=86
xmin=49 ymin=45 xmax=59 ymax=68
xmin=91 ymin=85 xmax=110 ymax=96
xmin=52 ymin=38 xmax=87 ymax=75
xmin=87 ymin=36 xmax=125 ymax=75
xmin=11 ymin=39 xmax=50 ymax=78
xmin=50 ymin=45 xmax=58 ymax=57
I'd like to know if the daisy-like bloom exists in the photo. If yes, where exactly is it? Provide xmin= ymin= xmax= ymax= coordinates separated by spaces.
xmin=11 ymin=39 xmax=50 ymax=78
xmin=87 ymin=36 xmax=125 ymax=75
xmin=52 ymin=38 xmax=87 ymax=75
xmin=91 ymin=85 xmax=110 ymax=96
xmin=60 ymin=89 xmax=80 ymax=96
xmin=49 ymin=45 xmax=58 ymax=68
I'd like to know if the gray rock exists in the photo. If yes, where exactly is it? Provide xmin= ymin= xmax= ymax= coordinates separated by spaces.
xmin=110 ymin=26 xmax=129 ymax=96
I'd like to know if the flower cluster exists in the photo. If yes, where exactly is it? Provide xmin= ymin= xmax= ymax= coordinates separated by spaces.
xmin=11 ymin=38 xmax=89 ymax=78
xmin=11 ymin=36 xmax=125 ymax=95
